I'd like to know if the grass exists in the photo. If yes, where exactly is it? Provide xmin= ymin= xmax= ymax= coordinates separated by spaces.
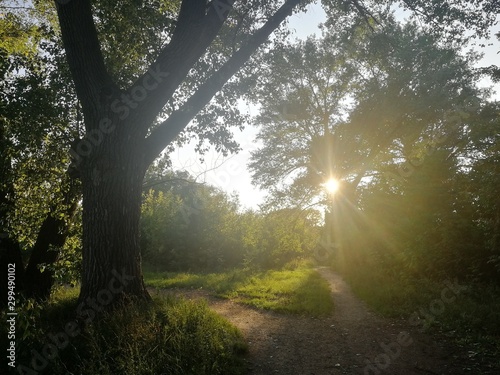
xmin=145 ymin=264 xmax=334 ymax=317
xmin=145 ymin=268 xmax=251 ymax=295
xmin=1 ymin=289 xmax=247 ymax=375
xmin=2 ymin=262 xmax=332 ymax=374
xmin=229 ymin=269 xmax=333 ymax=315
xmin=340 ymin=270 xmax=439 ymax=317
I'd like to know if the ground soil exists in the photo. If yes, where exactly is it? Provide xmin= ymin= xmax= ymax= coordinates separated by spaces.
xmin=151 ymin=267 xmax=496 ymax=375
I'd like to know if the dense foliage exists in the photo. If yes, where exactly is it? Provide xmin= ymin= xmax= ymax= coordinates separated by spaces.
xmin=140 ymin=170 xmax=320 ymax=271
xmin=248 ymin=10 xmax=500 ymax=285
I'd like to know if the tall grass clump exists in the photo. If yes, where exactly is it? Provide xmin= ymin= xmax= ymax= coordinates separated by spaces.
xmin=1 ymin=290 xmax=247 ymax=375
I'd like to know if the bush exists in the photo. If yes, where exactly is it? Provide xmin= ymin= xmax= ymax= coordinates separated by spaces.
xmin=141 ymin=187 xmax=246 ymax=272
xmin=242 ymin=209 xmax=320 ymax=269
xmin=141 ymin=184 xmax=320 ymax=273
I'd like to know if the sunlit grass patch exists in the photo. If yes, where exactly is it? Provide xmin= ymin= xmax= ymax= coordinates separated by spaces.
xmin=145 ymin=265 xmax=334 ymax=317
xmin=231 ymin=268 xmax=333 ymax=316
xmin=144 ymin=268 xmax=251 ymax=294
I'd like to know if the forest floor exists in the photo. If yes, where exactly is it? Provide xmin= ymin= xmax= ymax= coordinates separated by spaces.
xmin=152 ymin=267 xmax=491 ymax=375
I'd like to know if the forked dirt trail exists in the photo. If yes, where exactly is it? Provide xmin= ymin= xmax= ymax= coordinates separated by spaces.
xmin=157 ymin=267 xmax=485 ymax=375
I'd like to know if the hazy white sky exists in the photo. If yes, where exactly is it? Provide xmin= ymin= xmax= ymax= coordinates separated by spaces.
xmin=170 ymin=2 xmax=499 ymax=210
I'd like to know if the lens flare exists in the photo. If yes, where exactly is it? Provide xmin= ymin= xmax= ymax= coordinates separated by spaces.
xmin=323 ymin=179 xmax=339 ymax=194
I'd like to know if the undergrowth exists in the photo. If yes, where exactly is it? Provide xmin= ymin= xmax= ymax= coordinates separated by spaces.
xmin=1 ymin=290 xmax=247 ymax=375
xmin=336 ymin=262 xmax=500 ymax=373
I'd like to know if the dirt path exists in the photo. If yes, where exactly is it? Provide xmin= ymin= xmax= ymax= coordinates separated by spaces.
xmin=152 ymin=268 xmax=482 ymax=375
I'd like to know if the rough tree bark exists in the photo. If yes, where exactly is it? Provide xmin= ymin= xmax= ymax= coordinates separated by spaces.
xmin=77 ymin=133 xmax=150 ymax=303
xmin=55 ymin=0 xmax=302 ymax=307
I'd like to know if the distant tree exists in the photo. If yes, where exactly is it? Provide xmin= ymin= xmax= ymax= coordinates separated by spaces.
xmin=355 ymin=102 xmax=500 ymax=282
xmin=462 ymin=103 xmax=500 ymax=280
xmin=249 ymin=15 xmax=483 ymax=214
xmin=479 ymin=31 xmax=500 ymax=82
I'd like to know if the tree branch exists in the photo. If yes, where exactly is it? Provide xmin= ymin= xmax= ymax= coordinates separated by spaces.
xmin=349 ymin=0 xmax=380 ymax=31
xmin=55 ymin=0 xmax=116 ymax=127
xmin=130 ymin=0 xmax=235 ymax=133
xmin=143 ymin=0 xmax=302 ymax=165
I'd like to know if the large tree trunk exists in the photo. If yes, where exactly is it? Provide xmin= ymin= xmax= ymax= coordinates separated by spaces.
xmin=54 ymin=0 xmax=302 ymax=311
xmin=77 ymin=144 xmax=150 ymax=307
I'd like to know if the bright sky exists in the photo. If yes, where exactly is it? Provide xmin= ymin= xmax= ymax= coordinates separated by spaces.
xmin=170 ymin=2 xmax=499 ymax=210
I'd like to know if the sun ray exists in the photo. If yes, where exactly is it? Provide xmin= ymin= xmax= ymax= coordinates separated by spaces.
xmin=323 ymin=178 xmax=339 ymax=194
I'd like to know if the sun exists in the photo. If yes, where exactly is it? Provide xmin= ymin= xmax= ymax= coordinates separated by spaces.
xmin=323 ymin=178 xmax=340 ymax=194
